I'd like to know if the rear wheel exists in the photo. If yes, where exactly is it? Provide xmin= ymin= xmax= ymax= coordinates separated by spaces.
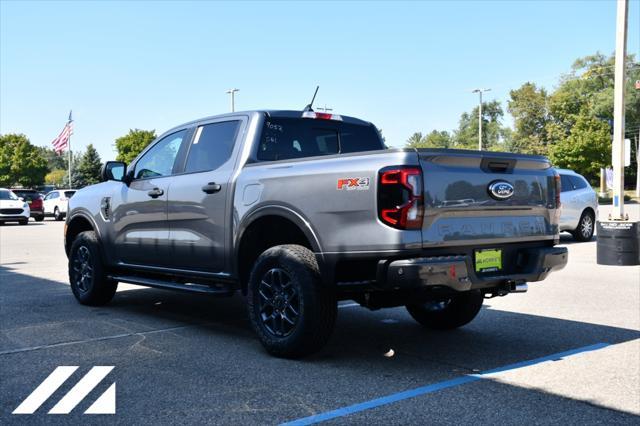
xmin=572 ymin=210 xmax=595 ymax=242
xmin=54 ymin=207 xmax=63 ymax=221
xmin=68 ymin=231 xmax=117 ymax=306
xmin=406 ymin=290 xmax=484 ymax=330
xmin=247 ymin=244 xmax=337 ymax=358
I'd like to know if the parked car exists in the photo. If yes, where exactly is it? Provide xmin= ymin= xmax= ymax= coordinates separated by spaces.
xmin=11 ymin=188 xmax=45 ymax=222
xmin=0 ymin=188 xmax=30 ymax=225
xmin=557 ymin=169 xmax=597 ymax=242
xmin=64 ymin=110 xmax=567 ymax=358
xmin=43 ymin=189 xmax=76 ymax=221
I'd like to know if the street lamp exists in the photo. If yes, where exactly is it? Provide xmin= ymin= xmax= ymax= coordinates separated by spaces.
xmin=472 ymin=88 xmax=491 ymax=150
xmin=226 ymin=88 xmax=239 ymax=112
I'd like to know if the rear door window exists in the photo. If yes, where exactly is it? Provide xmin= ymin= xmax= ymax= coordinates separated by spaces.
xmin=184 ymin=121 xmax=240 ymax=173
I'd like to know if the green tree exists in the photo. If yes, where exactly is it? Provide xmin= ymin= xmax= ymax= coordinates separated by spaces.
xmin=453 ymin=100 xmax=507 ymax=150
xmin=507 ymin=82 xmax=550 ymax=155
xmin=406 ymin=132 xmax=425 ymax=148
xmin=35 ymin=146 xmax=67 ymax=171
xmin=0 ymin=134 xmax=48 ymax=187
xmin=76 ymin=144 xmax=102 ymax=187
xmin=115 ymin=129 xmax=156 ymax=163
xmin=545 ymin=52 xmax=639 ymax=184
xmin=549 ymin=115 xmax=611 ymax=183
xmin=406 ymin=130 xmax=452 ymax=149
xmin=45 ymin=169 xmax=67 ymax=186
xmin=423 ymin=130 xmax=452 ymax=148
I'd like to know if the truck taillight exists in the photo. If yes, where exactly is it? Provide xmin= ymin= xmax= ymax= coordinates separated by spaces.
xmin=378 ymin=167 xmax=423 ymax=230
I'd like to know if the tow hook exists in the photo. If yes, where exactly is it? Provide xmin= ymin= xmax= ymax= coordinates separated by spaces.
xmin=509 ymin=281 xmax=528 ymax=293
xmin=484 ymin=281 xmax=528 ymax=298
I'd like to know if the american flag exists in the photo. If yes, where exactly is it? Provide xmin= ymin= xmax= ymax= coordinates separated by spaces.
xmin=51 ymin=112 xmax=73 ymax=154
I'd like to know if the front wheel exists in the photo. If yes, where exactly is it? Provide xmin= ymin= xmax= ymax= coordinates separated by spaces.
xmin=572 ymin=210 xmax=595 ymax=242
xmin=406 ymin=290 xmax=484 ymax=330
xmin=19 ymin=219 xmax=28 ymax=225
xmin=68 ymin=231 xmax=117 ymax=306
xmin=35 ymin=215 xmax=44 ymax=222
xmin=247 ymin=244 xmax=337 ymax=358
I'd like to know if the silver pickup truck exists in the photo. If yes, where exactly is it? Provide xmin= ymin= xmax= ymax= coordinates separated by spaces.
xmin=65 ymin=110 xmax=567 ymax=357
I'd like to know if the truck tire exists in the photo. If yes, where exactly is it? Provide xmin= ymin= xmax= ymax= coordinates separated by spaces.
xmin=68 ymin=231 xmax=117 ymax=306
xmin=406 ymin=290 xmax=483 ymax=330
xmin=572 ymin=210 xmax=595 ymax=242
xmin=247 ymin=244 xmax=337 ymax=358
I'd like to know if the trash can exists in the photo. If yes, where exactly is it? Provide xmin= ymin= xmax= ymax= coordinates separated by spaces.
xmin=596 ymin=221 xmax=640 ymax=266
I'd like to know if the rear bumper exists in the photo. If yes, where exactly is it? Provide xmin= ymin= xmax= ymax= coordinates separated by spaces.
xmin=29 ymin=208 xmax=44 ymax=218
xmin=380 ymin=246 xmax=568 ymax=292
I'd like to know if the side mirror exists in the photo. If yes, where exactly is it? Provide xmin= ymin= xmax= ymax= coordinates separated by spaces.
xmin=101 ymin=161 xmax=127 ymax=182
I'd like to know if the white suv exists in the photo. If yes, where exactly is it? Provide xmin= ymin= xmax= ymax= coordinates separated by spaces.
xmin=557 ymin=169 xmax=597 ymax=241
xmin=43 ymin=189 xmax=76 ymax=221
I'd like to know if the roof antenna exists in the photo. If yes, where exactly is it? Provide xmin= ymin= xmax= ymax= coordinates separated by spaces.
xmin=303 ymin=86 xmax=319 ymax=112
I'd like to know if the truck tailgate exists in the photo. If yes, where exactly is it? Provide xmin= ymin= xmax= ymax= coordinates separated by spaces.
xmin=417 ymin=149 xmax=558 ymax=247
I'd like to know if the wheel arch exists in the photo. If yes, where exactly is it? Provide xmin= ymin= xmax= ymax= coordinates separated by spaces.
xmin=65 ymin=212 xmax=101 ymax=257
xmin=234 ymin=206 xmax=324 ymax=293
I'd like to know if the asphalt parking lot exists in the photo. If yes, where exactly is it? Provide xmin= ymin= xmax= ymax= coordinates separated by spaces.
xmin=1 ymin=212 xmax=639 ymax=425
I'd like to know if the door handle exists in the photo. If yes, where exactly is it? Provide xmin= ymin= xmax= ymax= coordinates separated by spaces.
xmin=147 ymin=188 xmax=164 ymax=198
xmin=202 ymin=182 xmax=222 ymax=194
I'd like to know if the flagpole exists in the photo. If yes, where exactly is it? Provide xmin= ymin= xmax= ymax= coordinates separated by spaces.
xmin=68 ymin=111 xmax=72 ymax=188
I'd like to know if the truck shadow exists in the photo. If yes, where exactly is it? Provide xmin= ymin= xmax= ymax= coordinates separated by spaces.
xmin=1 ymin=265 xmax=637 ymax=372
xmin=2 ymin=266 xmax=639 ymax=424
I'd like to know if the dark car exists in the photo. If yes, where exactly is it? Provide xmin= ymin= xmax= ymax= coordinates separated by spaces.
xmin=11 ymin=189 xmax=45 ymax=222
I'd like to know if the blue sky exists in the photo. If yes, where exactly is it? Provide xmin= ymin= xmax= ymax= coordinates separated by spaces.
xmin=1 ymin=0 xmax=639 ymax=161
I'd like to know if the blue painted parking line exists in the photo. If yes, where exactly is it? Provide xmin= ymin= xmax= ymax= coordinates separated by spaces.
xmin=281 ymin=342 xmax=610 ymax=426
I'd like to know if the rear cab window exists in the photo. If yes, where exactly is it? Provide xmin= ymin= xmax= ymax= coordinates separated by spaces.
xmin=257 ymin=117 xmax=383 ymax=161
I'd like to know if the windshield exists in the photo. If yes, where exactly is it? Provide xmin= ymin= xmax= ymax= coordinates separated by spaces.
xmin=0 ymin=190 xmax=19 ymax=200
xmin=258 ymin=118 xmax=384 ymax=161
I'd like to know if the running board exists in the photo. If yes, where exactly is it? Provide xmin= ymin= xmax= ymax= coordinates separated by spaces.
xmin=109 ymin=274 xmax=233 ymax=295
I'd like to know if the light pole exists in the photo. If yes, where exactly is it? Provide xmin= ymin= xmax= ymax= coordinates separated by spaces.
xmin=611 ymin=0 xmax=628 ymax=219
xmin=226 ymin=88 xmax=239 ymax=112
xmin=472 ymin=88 xmax=491 ymax=150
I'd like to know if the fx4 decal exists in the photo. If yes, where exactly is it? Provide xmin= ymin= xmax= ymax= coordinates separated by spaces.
xmin=337 ymin=177 xmax=370 ymax=190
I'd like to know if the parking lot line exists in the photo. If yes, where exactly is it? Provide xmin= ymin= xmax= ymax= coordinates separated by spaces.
xmin=280 ymin=342 xmax=610 ymax=426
